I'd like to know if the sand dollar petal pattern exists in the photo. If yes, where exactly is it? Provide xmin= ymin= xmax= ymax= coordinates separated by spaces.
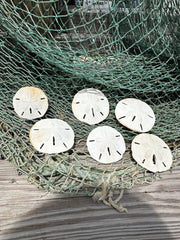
xmin=87 ymin=126 xmax=126 ymax=164
xmin=72 ymin=88 xmax=109 ymax=125
xmin=131 ymin=133 xmax=173 ymax=173
xmin=115 ymin=98 xmax=155 ymax=132
xmin=13 ymin=86 xmax=48 ymax=120
xmin=30 ymin=119 xmax=74 ymax=154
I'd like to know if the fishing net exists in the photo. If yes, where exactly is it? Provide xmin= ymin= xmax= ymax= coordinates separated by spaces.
xmin=0 ymin=0 xmax=179 ymax=207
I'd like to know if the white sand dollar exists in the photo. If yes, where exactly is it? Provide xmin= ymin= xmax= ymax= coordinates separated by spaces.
xmin=30 ymin=119 xmax=74 ymax=154
xmin=115 ymin=98 xmax=155 ymax=132
xmin=131 ymin=133 xmax=173 ymax=173
xmin=13 ymin=86 xmax=48 ymax=119
xmin=72 ymin=88 xmax=109 ymax=125
xmin=87 ymin=126 xmax=126 ymax=164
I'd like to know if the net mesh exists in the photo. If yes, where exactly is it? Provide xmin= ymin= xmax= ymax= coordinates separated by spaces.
xmin=0 ymin=0 xmax=179 ymax=196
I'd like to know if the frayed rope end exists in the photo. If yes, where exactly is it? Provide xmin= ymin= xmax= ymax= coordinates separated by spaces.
xmin=92 ymin=186 xmax=127 ymax=213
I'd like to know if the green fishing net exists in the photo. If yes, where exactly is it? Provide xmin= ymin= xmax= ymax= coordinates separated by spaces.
xmin=0 ymin=0 xmax=179 ymax=203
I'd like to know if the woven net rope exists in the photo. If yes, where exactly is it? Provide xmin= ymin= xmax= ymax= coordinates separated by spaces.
xmin=0 ymin=0 xmax=180 ymax=202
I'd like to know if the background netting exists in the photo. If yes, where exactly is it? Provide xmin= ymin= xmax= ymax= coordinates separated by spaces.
xmin=0 ymin=0 xmax=179 ymax=196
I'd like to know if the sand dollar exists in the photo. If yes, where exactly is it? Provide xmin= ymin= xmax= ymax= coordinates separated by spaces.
xmin=72 ymin=88 xmax=109 ymax=125
xmin=13 ymin=86 xmax=48 ymax=120
xmin=115 ymin=98 xmax=155 ymax=132
xmin=131 ymin=133 xmax=173 ymax=172
xmin=30 ymin=119 xmax=74 ymax=154
xmin=87 ymin=126 xmax=126 ymax=164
